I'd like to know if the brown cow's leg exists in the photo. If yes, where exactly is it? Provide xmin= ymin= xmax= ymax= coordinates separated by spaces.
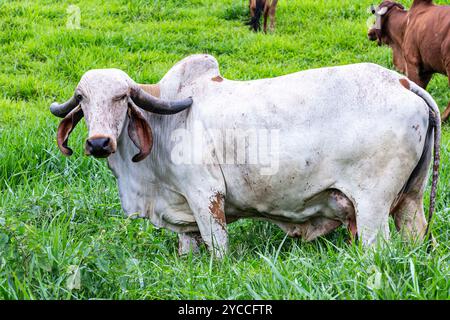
xmin=442 ymin=72 xmax=450 ymax=122
xmin=442 ymin=101 xmax=450 ymax=122
xmin=249 ymin=0 xmax=256 ymax=17
xmin=263 ymin=1 xmax=270 ymax=33
xmin=269 ymin=0 xmax=278 ymax=32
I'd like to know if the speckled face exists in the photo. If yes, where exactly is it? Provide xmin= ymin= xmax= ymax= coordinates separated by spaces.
xmin=367 ymin=4 xmax=388 ymax=42
xmin=76 ymin=69 xmax=132 ymax=158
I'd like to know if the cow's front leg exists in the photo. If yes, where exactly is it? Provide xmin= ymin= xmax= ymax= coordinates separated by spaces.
xmin=178 ymin=232 xmax=203 ymax=256
xmin=188 ymin=191 xmax=228 ymax=258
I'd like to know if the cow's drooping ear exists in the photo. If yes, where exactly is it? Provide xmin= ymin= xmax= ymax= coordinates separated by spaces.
xmin=127 ymin=103 xmax=153 ymax=162
xmin=56 ymin=106 xmax=84 ymax=156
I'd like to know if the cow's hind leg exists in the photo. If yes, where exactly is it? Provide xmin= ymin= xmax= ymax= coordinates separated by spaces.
xmin=442 ymin=101 xmax=450 ymax=122
xmin=391 ymin=194 xmax=427 ymax=241
xmin=269 ymin=0 xmax=278 ymax=32
xmin=263 ymin=1 xmax=270 ymax=33
xmin=442 ymin=69 xmax=450 ymax=122
xmin=391 ymin=124 xmax=433 ymax=242
xmin=353 ymin=196 xmax=391 ymax=246
xmin=442 ymin=62 xmax=450 ymax=122
xmin=249 ymin=0 xmax=255 ymax=17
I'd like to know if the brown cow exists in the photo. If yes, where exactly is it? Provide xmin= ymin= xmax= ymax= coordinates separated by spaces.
xmin=248 ymin=0 xmax=279 ymax=33
xmin=368 ymin=0 xmax=450 ymax=122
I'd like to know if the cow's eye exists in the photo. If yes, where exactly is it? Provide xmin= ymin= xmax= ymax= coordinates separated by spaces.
xmin=114 ymin=94 xmax=127 ymax=101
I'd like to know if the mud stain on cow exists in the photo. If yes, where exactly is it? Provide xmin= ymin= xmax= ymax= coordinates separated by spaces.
xmin=412 ymin=124 xmax=422 ymax=142
xmin=211 ymin=75 xmax=223 ymax=82
xmin=209 ymin=192 xmax=226 ymax=230
xmin=139 ymin=84 xmax=161 ymax=98
xmin=399 ymin=78 xmax=410 ymax=90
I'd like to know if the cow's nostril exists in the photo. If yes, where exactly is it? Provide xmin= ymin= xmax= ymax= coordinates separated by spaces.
xmin=88 ymin=138 xmax=110 ymax=149
xmin=86 ymin=137 xmax=112 ymax=157
xmin=101 ymin=137 xmax=110 ymax=148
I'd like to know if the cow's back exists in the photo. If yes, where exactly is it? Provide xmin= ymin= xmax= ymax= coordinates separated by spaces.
xmin=184 ymin=63 xmax=430 ymax=220
xmin=406 ymin=5 xmax=450 ymax=74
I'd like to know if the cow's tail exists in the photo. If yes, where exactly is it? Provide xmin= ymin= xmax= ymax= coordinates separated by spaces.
xmin=247 ymin=0 xmax=264 ymax=32
xmin=405 ymin=79 xmax=441 ymax=245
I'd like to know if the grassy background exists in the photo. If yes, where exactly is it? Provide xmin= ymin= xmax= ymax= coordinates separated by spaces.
xmin=0 ymin=0 xmax=449 ymax=299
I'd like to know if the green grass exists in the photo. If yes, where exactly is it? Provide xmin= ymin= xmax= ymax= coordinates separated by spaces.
xmin=0 ymin=0 xmax=449 ymax=299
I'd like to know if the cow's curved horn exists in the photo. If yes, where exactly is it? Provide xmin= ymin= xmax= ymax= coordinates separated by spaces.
xmin=130 ymin=86 xmax=193 ymax=115
xmin=50 ymin=95 xmax=79 ymax=118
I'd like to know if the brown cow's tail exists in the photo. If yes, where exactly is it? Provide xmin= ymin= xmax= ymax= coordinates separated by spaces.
xmin=406 ymin=80 xmax=441 ymax=245
xmin=247 ymin=0 xmax=264 ymax=32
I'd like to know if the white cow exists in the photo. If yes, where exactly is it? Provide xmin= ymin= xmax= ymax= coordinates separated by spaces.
xmin=50 ymin=54 xmax=440 ymax=257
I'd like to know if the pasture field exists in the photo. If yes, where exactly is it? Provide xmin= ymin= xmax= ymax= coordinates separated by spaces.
xmin=0 ymin=0 xmax=449 ymax=299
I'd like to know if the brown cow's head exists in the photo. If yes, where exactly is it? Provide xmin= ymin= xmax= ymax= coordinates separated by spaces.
xmin=368 ymin=1 xmax=405 ymax=45
xmin=50 ymin=69 xmax=192 ymax=162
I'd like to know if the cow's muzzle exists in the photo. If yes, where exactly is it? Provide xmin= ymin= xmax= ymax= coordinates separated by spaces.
xmin=367 ymin=28 xmax=378 ymax=41
xmin=85 ymin=135 xmax=115 ymax=158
